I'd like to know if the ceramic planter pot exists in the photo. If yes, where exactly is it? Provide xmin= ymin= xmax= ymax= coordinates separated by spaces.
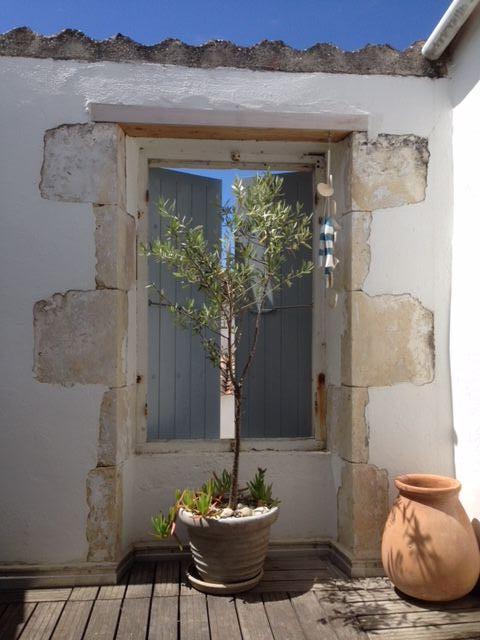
xmin=381 ymin=474 xmax=480 ymax=601
xmin=178 ymin=506 xmax=279 ymax=592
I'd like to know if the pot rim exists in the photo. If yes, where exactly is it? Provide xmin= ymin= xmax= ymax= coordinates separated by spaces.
xmin=179 ymin=505 xmax=279 ymax=526
xmin=395 ymin=473 xmax=461 ymax=496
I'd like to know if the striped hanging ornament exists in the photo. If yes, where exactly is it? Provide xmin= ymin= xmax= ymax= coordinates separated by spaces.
xmin=319 ymin=215 xmax=338 ymax=288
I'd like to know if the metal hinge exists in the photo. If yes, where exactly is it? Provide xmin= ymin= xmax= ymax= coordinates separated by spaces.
xmin=145 ymin=189 xmax=149 ymax=203
xmin=248 ymin=303 xmax=313 ymax=314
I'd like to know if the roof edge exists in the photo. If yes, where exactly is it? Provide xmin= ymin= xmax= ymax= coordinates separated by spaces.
xmin=422 ymin=0 xmax=480 ymax=60
xmin=0 ymin=27 xmax=446 ymax=77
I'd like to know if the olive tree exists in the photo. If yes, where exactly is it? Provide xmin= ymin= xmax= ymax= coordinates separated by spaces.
xmin=143 ymin=172 xmax=313 ymax=509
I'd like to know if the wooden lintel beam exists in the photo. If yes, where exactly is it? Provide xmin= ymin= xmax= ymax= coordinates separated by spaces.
xmin=119 ymin=122 xmax=350 ymax=142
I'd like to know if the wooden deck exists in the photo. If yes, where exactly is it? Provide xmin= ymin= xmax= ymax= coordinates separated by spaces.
xmin=1 ymin=552 xmax=480 ymax=639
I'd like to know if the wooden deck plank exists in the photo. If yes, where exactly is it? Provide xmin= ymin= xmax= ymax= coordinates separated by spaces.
xmin=153 ymin=561 xmax=180 ymax=597
xmin=236 ymin=593 xmax=274 ymax=640
xmin=262 ymin=568 xmax=335 ymax=581
xmin=263 ymin=555 xmax=329 ymax=571
xmin=97 ymin=581 xmax=127 ymax=601
xmin=290 ymin=591 xmax=339 ymax=640
xmin=116 ymin=597 xmax=150 ymax=640
xmin=69 ymin=586 xmax=99 ymax=601
xmin=359 ymin=608 xmax=480 ymax=630
xmin=180 ymin=560 xmax=198 ymax=597
xmin=207 ymin=595 xmax=242 ymax=640
xmin=325 ymin=587 xmax=401 ymax=604
xmin=330 ymin=577 xmax=392 ymax=590
xmin=369 ymin=623 xmax=480 ymax=639
xmin=353 ymin=594 xmax=480 ymax=617
xmin=180 ymin=594 xmax=209 ymax=640
xmin=0 ymin=588 xmax=72 ymax=603
xmin=316 ymin=592 xmax=369 ymax=639
xmin=254 ymin=579 xmax=336 ymax=593
xmin=125 ymin=562 xmax=156 ymax=599
xmin=148 ymin=595 xmax=178 ymax=640
xmin=3 ymin=555 xmax=480 ymax=640
xmin=0 ymin=602 xmax=36 ymax=639
xmin=51 ymin=601 xmax=93 ymax=640
xmin=83 ymin=598 xmax=121 ymax=639
xmin=263 ymin=592 xmax=307 ymax=640
xmin=19 ymin=601 xmax=65 ymax=640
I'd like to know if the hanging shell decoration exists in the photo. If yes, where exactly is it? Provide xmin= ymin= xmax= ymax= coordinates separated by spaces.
xmin=318 ymin=149 xmax=340 ymax=290
xmin=316 ymin=181 xmax=334 ymax=198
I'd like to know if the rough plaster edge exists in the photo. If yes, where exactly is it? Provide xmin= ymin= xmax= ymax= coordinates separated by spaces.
xmin=336 ymin=460 xmax=390 ymax=561
xmin=327 ymin=385 xmax=370 ymax=464
xmin=345 ymin=386 xmax=370 ymax=465
xmin=33 ymin=288 xmax=129 ymax=387
xmin=343 ymin=210 xmax=372 ymax=292
xmin=93 ymin=205 xmax=136 ymax=292
xmin=39 ymin=122 xmax=125 ymax=205
xmin=0 ymin=28 xmax=446 ymax=77
xmin=342 ymin=291 xmax=436 ymax=388
xmin=350 ymin=133 xmax=430 ymax=212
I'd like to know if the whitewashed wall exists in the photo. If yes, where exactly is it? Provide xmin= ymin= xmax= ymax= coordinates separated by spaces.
xmin=449 ymin=6 xmax=480 ymax=522
xmin=0 ymin=55 xmax=453 ymax=563
xmin=366 ymin=104 xmax=455 ymax=499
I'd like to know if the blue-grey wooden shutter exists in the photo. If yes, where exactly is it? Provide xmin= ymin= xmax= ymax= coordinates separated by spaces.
xmin=238 ymin=171 xmax=313 ymax=438
xmin=147 ymin=168 xmax=221 ymax=440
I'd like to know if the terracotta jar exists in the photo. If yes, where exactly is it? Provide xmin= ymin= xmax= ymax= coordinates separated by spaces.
xmin=382 ymin=474 xmax=480 ymax=601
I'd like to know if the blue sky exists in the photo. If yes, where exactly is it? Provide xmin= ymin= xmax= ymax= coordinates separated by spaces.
xmin=1 ymin=1 xmax=450 ymax=51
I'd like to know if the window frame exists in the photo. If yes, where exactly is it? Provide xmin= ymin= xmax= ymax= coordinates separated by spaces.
xmin=130 ymin=136 xmax=328 ymax=453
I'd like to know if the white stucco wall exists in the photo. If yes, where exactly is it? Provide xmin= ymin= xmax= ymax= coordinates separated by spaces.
xmin=366 ymin=104 xmax=456 ymax=499
xmin=0 ymin=54 xmax=454 ymax=564
xmin=449 ymin=6 xmax=480 ymax=521
xmin=123 ymin=451 xmax=337 ymax=547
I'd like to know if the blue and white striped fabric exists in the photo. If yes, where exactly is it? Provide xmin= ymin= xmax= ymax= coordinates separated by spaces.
xmin=319 ymin=216 xmax=338 ymax=286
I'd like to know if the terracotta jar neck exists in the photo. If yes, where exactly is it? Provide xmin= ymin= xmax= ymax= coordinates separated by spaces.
xmin=395 ymin=473 xmax=461 ymax=505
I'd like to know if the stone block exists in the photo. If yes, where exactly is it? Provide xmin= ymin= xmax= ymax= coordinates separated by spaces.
xmin=86 ymin=466 xmax=122 ymax=562
xmin=350 ymin=133 xmax=429 ymax=211
xmin=98 ymin=386 xmax=134 ymax=466
xmin=337 ymin=211 xmax=371 ymax=291
xmin=34 ymin=290 xmax=128 ymax=386
xmin=40 ymin=123 xmax=125 ymax=205
xmin=338 ymin=462 xmax=388 ymax=559
xmin=328 ymin=386 xmax=369 ymax=463
xmin=342 ymin=292 xmax=434 ymax=387
xmin=94 ymin=205 xmax=136 ymax=290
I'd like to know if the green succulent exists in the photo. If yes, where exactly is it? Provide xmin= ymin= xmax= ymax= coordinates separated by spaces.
xmin=151 ymin=506 xmax=176 ymax=539
xmin=196 ymin=491 xmax=213 ymax=517
xmin=247 ymin=468 xmax=279 ymax=508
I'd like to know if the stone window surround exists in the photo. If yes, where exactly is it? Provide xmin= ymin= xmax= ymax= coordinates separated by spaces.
xmin=106 ymin=102 xmax=368 ymax=455
xmin=35 ymin=104 xmax=433 ymax=573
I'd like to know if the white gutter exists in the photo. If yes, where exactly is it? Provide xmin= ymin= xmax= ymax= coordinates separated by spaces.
xmin=422 ymin=0 xmax=480 ymax=60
